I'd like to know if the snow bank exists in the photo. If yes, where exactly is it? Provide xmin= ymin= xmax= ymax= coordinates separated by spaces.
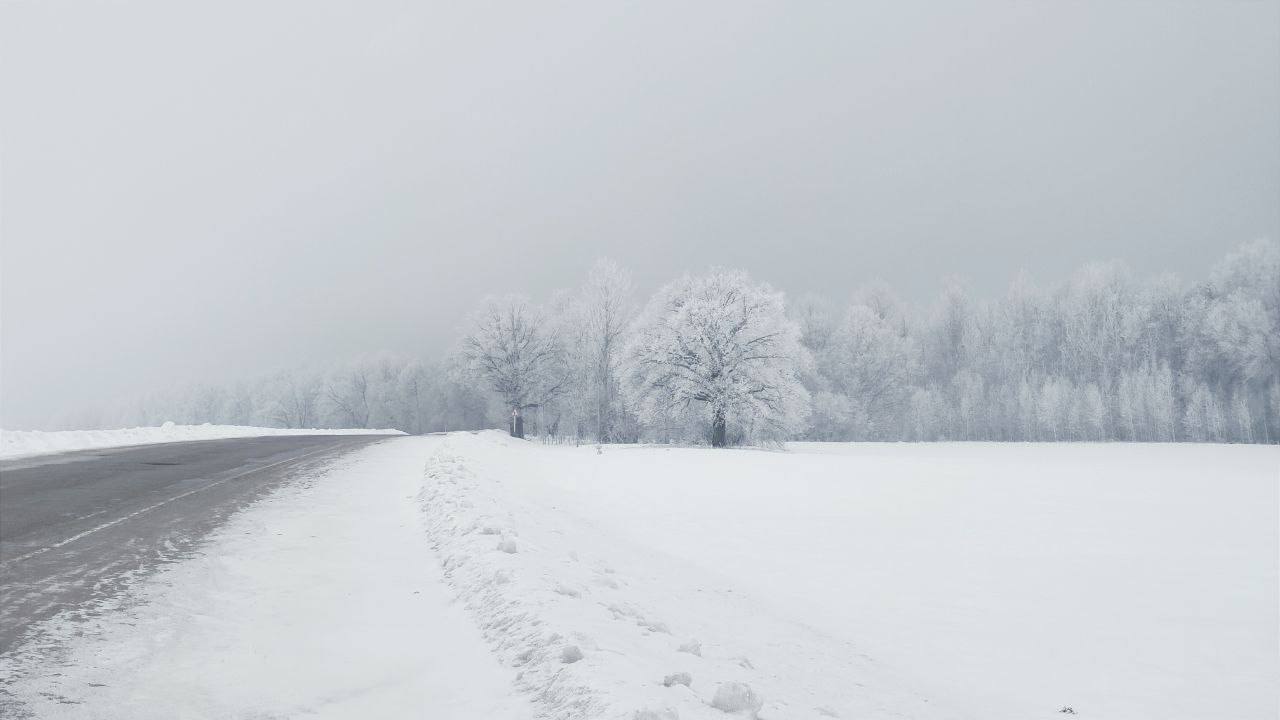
xmin=423 ymin=432 xmax=1278 ymax=720
xmin=0 ymin=436 xmax=529 ymax=719
xmin=0 ymin=422 xmax=404 ymax=460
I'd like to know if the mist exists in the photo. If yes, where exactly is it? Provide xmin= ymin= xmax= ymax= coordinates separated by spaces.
xmin=3 ymin=0 xmax=1277 ymax=430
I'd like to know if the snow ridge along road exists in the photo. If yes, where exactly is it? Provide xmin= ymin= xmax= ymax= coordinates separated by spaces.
xmin=0 ymin=435 xmax=532 ymax=719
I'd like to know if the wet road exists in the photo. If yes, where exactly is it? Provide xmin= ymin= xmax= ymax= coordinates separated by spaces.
xmin=0 ymin=435 xmax=395 ymax=653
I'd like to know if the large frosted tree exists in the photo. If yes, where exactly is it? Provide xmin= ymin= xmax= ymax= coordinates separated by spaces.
xmin=624 ymin=269 xmax=810 ymax=446
xmin=463 ymin=295 xmax=567 ymax=438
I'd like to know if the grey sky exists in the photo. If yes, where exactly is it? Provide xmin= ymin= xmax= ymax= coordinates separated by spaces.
xmin=2 ymin=1 xmax=1277 ymax=429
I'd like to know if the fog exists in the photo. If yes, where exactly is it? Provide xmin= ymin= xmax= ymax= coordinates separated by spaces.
xmin=2 ymin=1 xmax=1277 ymax=429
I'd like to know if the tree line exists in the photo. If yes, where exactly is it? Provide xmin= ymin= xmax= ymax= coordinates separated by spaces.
xmin=100 ymin=240 xmax=1278 ymax=445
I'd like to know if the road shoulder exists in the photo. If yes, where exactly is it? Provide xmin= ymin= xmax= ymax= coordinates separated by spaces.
xmin=0 ymin=435 xmax=530 ymax=719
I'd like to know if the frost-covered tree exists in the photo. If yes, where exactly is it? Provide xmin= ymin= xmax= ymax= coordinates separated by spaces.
xmin=463 ymin=295 xmax=568 ymax=439
xmin=553 ymin=260 xmax=637 ymax=442
xmin=1184 ymin=383 xmax=1226 ymax=442
xmin=923 ymin=278 xmax=972 ymax=384
xmin=580 ymin=259 xmax=635 ymax=441
xmin=624 ymin=269 xmax=810 ymax=446
xmin=791 ymin=293 xmax=837 ymax=357
xmin=393 ymin=361 xmax=430 ymax=434
xmin=91 ymin=240 xmax=1278 ymax=444
xmin=270 ymin=372 xmax=320 ymax=428
xmin=323 ymin=368 xmax=370 ymax=428
xmin=813 ymin=304 xmax=918 ymax=440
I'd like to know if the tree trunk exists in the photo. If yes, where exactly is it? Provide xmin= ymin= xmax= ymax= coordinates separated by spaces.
xmin=710 ymin=409 xmax=727 ymax=448
xmin=598 ymin=381 xmax=610 ymax=443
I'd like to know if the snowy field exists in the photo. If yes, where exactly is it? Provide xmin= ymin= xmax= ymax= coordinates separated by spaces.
xmin=0 ymin=423 xmax=403 ymax=460
xmin=3 ymin=432 xmax=1275 ymax=719
xmin=425 ymin=433 xmax=1278 ymax=720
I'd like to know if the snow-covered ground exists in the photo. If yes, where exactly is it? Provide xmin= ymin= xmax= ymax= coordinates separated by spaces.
xmin=0 ymin=436 xmax=529 ymax=719
xmin=4 ymin=432 xmax=1274 ymax=719
xmin=0 ymin=423 xmax=404 ymax=460
xmin=423 ymin=433 xmax=1278 ymax=720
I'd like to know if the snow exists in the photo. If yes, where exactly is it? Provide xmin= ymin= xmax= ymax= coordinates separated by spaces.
xmin=0 ymin=436 xmax=529 ymax=719
xmin=4 ymin=431 xmax=1273 ymax=719
xmin=0 ymin=422 xmax=404 ymax=460
xmin=710 ymin=682 xmax=763 ymax=716
xmin=421 ymin=432 xmax=1278 ymax=720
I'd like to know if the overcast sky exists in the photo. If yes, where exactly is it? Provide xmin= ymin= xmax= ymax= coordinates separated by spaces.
xmin=2 ymin=1 xmax=1277 ymax=429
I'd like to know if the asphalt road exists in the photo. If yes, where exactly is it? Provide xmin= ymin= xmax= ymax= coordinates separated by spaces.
xmin=0 ymin=434 xmax=395 ymax=654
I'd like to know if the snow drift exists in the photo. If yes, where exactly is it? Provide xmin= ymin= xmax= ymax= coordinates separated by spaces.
xmin=0 ymin=423 xmax=404 ymax=460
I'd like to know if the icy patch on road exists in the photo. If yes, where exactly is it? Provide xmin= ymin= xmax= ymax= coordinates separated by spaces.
xmin=419 ymin=432 xmax=949 ymax=720
xmin=0 ymin=423 xmax=403 ymax=460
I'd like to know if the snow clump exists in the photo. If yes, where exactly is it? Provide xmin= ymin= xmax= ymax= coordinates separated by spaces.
xmin=711 ymin=682 xmax=763 ymax=716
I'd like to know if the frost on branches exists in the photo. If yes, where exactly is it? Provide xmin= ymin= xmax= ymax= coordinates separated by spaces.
xmin=463 ymin=296 xmax=567 ymax=438
xmin=624 ymin=269 xmax=810 ymax=446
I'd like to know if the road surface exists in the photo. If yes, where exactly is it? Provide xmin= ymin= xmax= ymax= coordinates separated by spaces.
xmin=0 ymin=435 xmax=394 ymax=653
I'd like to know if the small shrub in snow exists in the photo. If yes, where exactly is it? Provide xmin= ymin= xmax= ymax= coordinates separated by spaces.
xmin=1059 ymin=708 xmax=1076 ymax=715
xmin=662 ymin=672 xmax=692 ymax=688
xmin=497 ymin=539 xmax=518 ymax=554
xmin=711 ymin=682 xmax=762 ymax=716
xmin=677 ymin=639 xmax=701 ymax=656
xmin=560 ymin=645 xmax=584 ymax=663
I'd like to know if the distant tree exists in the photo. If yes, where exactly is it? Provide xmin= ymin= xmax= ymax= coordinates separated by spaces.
xmin=223 ymin=383 xmax=253 ymax=425
xmin=790 ymin=293 xmax=837 ymax=357
xmin=463 ymin=296 xmax=567 ymax=439
xmin=1230 ymin=391 xmax=1254 ymax=443
xmin=1061 ymin=262 xmax=1135 ymax=383
xmin=1184 ymin=383 xmax=1226 ymax=442
xmin=394 ymin=361 xmax=430 ymax=434
xmin=271 ymin=372 xmax=319 ymax=428
xmin=923 ymin=278 xmax=972 ymax=383
xmin=92 ymin=239 xmax=1279 ymax=445
xmin=323 ymin=368 xmax=370 ymax=427
xmin=624 ymin=269 xmax=810 ymax=447
xmin=554 ymin=260 xmax=635 ymax=442
xmin=1036 ymin=376 xmax=1067 ymax=441
xmin=815 ymin=304 xmax=918 ymax=439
